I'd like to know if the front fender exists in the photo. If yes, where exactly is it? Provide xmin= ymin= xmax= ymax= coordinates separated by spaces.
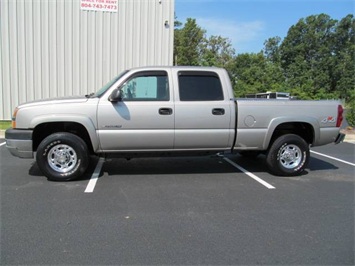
xmin=29 ymin=115 xmax=99 ymax=152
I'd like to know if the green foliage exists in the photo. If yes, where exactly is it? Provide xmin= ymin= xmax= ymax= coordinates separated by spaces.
xmin=200 ymin=35 xmax=235 ymax=68
xmin=173 ymin=14 xmax=354 ymax=103
xmin=279 ymin=14 xmax=354 ymax=100
xmin=346 ymin=89 xmax=355 ymax=126
xmin=174 ymin=18 xmax=235 ymax=68
xmin=346 ymin=108 xmax=355 ymax=127
xmin=0 ymin=121 xmax=11 ymax=130
xmin=174 ymin=18 xmax=205 ymax=66
xmin=229 ymin=52 xmax=285 ymax=97
xmin=264 ymin=36 xmax=282 ymax=64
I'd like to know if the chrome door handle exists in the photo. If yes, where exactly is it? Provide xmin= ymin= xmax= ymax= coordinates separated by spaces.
xmin=212 ymin=108 xmax=225 ymax=115
xmin=159 ymin=108 xmax=173 ymax=115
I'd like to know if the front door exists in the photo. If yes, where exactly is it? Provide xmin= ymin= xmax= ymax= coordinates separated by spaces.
xmin=97 ymin=70 xmax=174 ymax=151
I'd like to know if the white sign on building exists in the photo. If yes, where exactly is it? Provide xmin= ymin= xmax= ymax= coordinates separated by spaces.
xmin=81 ymin=0 xmax=118 ymax=12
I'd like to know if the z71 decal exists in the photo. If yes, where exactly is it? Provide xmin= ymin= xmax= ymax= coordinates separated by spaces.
xmin=321 ymin=116 xmax=336 ymax=124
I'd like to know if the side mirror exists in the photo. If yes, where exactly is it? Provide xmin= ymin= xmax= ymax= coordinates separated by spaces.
xmin=108 ymin=88 xmax=123 ymax=102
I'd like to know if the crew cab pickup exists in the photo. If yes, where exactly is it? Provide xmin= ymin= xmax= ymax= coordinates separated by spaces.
xmin=5 ymin=66 xmax=345 ymax=181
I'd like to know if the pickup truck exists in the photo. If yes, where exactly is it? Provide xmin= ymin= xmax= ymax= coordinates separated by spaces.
xmin=5 ymin=66 xmax=345 ymax=181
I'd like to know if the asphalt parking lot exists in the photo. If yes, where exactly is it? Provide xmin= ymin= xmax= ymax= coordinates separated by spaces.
xmin=1 ymin=138 xmax=354 ymax=265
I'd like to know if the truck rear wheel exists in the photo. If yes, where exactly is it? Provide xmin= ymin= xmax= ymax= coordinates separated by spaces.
xmin=266 ymin=134 xmax=309 ymax=176
xmin=36 ymin=132 xmax=89 ymax=181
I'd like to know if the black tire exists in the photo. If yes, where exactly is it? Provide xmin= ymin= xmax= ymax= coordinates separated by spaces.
xmin=266 ymin=134 xmax=309 ymax=176
xmin=36 ymin=132 xmax=89 ymax=181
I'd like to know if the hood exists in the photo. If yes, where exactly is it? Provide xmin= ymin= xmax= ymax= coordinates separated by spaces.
xmin=18 ymin=96 xmax=89 ymax=109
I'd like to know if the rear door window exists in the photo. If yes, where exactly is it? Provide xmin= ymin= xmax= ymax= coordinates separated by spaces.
xmin=178 ymin=71 xmax=224 ymax=101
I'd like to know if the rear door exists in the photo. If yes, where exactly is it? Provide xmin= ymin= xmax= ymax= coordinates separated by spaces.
xmin=172 ymin=70 xmax=233 ymax=150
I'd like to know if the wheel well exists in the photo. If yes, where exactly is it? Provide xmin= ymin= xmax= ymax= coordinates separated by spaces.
xmin=269 ymin=122 xmax=314 ymax=148
xmin=32 ymin=122 xmax=94 ymax=153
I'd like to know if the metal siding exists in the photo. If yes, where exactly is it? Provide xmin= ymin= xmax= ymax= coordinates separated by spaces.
xmin=80 ymin=11 xmax=88 ymax=95
xmin=0 ymin=0 xmax=174 ymax=120
xmin=41 ymin=0 xmax=50 ymax=99
xmin=0 ymin=15 xmax=2 ymax=120
xmin=1 ymin=0 xmax=12 ymax=119
xmin=57 ymin=0 xmax=65 ymax=97
xmin=72 ymin=0 xmax=80 ymax=96
xmin=48 ymin=0 xmax=57 ymax=98
xmin=33 ymin=1 xmax=42 ymax=99
xmin=110 ymin=12 xmax=118 ymax=78
xmin=0 ymin=2 xmax=5 ymax=119
xmin=87 ymin=11 xmax=96 ymax=94
xmin=9 ymin=0 xmax=19 ymax=110
xmin=64 ymin=0 xmax=73 ymax=96
xmin=147 ymin=2 xmax=156 ymax=64
xmin=17 ymin=0 xmax=26 ymax=102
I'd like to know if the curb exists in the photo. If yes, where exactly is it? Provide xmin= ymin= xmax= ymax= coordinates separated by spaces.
xmin=344 ymin=134 xmax=355 ymax=143
xmin=1 ymin=130 xmax=355 ymax=144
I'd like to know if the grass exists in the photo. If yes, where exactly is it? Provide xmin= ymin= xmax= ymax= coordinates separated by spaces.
xmin=0 ymin=121 xmax=12 ymax=130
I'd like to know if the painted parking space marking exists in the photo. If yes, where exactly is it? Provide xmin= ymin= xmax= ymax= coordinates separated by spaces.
xmin=84 ymin=157 xmax=105 ymax=193
xmin=0 ymin=142 xmax=6 ymax=147
xmin=311 ymin=150 xmax=355 ymax=167
xmin=223 ymin=157 xmax=276 ymax=189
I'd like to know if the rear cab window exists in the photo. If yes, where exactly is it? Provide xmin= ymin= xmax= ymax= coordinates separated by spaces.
xmin=178 ymin=71 xmax=224 ymax=101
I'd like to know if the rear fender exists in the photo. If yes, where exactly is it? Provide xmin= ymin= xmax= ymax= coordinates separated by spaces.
xmin=264 ymin=117 xmax=318 ymax=149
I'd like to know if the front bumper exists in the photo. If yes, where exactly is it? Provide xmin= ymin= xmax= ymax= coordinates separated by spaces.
xmin=5 ymin=129 xmax=34 ymax=158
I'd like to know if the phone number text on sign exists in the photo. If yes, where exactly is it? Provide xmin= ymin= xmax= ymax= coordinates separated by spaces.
xmin=81 ymin=0 xmax=118 ymax=12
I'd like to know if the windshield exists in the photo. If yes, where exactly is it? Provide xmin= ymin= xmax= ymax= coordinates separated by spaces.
xmin=94 ymin=70 xmax=129 ymax=98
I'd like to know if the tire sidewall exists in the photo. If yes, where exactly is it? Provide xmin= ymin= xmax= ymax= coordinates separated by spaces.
xmin=36 ymin=133 xmax=89 ymax=181
xmin=267 ymin=134 xmax=309 ymax=176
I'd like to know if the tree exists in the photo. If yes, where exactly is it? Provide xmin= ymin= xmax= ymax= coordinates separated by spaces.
xmin=174 ymin=18 xmax=235 ymax=69
xmin=331 ymin=15 xmax=355 ymax=101
xmin=229 ymin=52 xmax=285 ymax=97
xmin=173 ymin=13 xmax=354 ymax=104
xmin=280 ymin=14 xmax=339 ymax=99
xmin=200 ymin=35 xmax=235 ymax=68
xmin=174 ymin=13 xmax=182 ymax=28
xmin=346 ymin=89 xmax=355 ymax=126
xmin=174 ymin=18 xmax=205 ymax=66
xmin=263 ymin=36 xmax=281 ymax=64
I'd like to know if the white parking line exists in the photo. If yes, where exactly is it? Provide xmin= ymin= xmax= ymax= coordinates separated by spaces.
xmin=223 ymin=157 xmax=276 ymax=189
xmin=311 ymin=150 xmax=355 ymax=167
xmin=0 ymin=142 xmax=6 ymax=147
xmin=85 ymin=157 xmax=105 ymax=193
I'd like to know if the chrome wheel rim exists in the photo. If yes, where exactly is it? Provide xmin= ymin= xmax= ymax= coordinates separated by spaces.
xmin=279 ymin=144 xmax=302 ymax=169
xmin=47 ymin=144 xmax=77 ymax=173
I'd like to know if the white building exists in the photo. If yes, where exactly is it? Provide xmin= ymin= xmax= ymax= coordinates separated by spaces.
xmin=0 ymin=0 xmax=174 ymax=120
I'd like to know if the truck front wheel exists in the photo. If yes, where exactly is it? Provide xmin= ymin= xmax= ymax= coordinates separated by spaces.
xmin=36 ymin=133 xmax=89 ymax=181
xmin=266 ymin=134 xmax=309 ymax=176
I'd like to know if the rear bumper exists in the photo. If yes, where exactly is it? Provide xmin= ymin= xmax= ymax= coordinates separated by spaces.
xmin=5 ymin=129 xmax=34 ymax=158
xmin=334 ymin=133 xmax=346 ymax=144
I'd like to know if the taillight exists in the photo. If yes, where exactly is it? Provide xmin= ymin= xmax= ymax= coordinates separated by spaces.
xmin=336 ymin=105 xmax=343 ymax=127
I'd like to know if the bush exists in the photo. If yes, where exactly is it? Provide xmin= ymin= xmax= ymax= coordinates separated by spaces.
xmin=345 ymin=90 xmax=355 ymax=127
xmin=346 ymin=107 xmax=355 ymax=127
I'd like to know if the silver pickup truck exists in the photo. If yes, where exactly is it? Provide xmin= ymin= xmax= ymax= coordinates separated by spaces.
xmin=5 ymin=66 xmax=345 ymax=181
